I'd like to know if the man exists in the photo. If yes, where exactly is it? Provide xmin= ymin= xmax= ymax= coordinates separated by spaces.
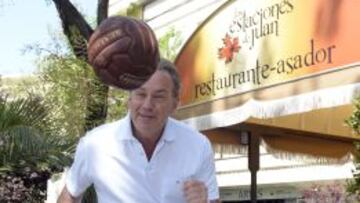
xmin=58 ymin=59 xmax=220 ymax=203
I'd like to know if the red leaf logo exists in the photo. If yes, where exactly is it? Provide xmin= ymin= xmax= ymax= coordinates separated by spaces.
xmin=218 ymin=34 xmax=240 ymax=63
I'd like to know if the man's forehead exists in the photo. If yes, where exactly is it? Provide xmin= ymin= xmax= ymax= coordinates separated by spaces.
xmin=135 ymin=87 xmax=168 ymax=93
xmin=138 ymin=71 xmax=173 ymax=90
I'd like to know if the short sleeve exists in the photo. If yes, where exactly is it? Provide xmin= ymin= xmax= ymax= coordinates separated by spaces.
xmin=197 ymin=137 xmax=219 ymax=201
xmin=65 ymin=137 xmax=92 ymax=197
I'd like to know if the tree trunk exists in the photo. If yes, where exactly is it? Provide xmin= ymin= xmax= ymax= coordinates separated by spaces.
xmin=97 ymin=0 xmax=109 ymax=24
xmin=51 ymin=0 xmax=110 ymax=132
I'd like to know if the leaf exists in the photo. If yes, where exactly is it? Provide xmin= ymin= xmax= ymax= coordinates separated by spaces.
xmin=0 ymin=96 xmax=75 ymax=174
xmin=218 ymin=34 xmax=241 ymax=63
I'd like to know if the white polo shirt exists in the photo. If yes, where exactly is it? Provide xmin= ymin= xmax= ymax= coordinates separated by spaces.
xmin=66 ymin=115 xmax=219 ymax=203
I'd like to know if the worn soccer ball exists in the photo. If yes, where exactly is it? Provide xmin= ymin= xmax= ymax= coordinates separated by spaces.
xmin=88 ymin=16 xmax=159 ymax=90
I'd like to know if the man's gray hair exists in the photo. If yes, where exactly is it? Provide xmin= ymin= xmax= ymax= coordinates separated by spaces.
xmin=157 ymin=58 xmax=181 ymax=98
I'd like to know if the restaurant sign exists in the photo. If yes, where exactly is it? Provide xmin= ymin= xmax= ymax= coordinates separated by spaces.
xmin=175 ymin=0 xmax=360 ymax=106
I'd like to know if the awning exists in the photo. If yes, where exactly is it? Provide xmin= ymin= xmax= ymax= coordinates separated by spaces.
xmin=173 ymin=0 xmax=360 ymax=161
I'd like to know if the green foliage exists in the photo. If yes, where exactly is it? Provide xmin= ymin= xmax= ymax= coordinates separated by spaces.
xmin=25 ymin=27 xmax=128 ymax=138
xmin=0 ymin=75 xmax=40 ymax=97
xmin=346 ymin=96 xmax=360 ymax=198
xmin=347 ymin=143 xmax=360 ymax=198
xmin=346 ymin=97 xmax=360 ymax=134
xmin=37 ymin=53 xmax=91 ymax=137
xmin=0 ymin=95 xmax=74 ymax=173
xmin=126 ymin=3 xmax=143 ymax=19
xmin=158 ymin=27 xmax=183 ymax=61
xmin=116 ymin=3 xmax=143 ymax=18
xmin=36 ymin=49 xmax=128 ymax=136
xmin=107 ymin=87 xmax=128 ymax=122
xmin=0 ymin=95 xmax=75 ymax=202
xmin=68 ymin=26 xmax=88 ymax=60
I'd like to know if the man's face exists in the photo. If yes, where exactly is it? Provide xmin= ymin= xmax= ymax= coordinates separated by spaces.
xmin=128 ymin=70 xmax=179 ymax=137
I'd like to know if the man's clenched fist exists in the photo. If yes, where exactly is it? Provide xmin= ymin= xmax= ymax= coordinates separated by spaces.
xmin=183 ymin=180 xmax=208 ymax=203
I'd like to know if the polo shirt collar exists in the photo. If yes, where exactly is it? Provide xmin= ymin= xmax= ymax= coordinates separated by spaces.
xmin=117 ymin=113 xmax=176 ymax=143
xmin=160 ymin=118 xmax=176 ymax=143
xmin=117 ymin=113 xmax=137 ymax=141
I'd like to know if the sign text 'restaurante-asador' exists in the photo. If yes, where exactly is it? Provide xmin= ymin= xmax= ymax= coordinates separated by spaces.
xmin=194 ymin=40 xmax=336 ymax=99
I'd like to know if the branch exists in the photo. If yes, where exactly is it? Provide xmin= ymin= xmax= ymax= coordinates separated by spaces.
xmin=51 ymin=0 xmax=93 ymax=41
xmin=97 ymin=0 xmax=109 ymax=24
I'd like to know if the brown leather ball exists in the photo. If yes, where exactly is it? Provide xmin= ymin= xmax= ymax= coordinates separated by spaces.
xmin=88 ymin=16 xmax=159 ymax=90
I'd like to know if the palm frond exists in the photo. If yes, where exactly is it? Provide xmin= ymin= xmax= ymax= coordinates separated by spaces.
xmin=0 ymin=95 xmax=76 ymax=174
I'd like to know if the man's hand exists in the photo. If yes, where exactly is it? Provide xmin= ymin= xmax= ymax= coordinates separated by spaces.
xmin=57 ymin=186 xmax=82 ymax=203
xmin=183 ymin=180 xmax=208 ymax=203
